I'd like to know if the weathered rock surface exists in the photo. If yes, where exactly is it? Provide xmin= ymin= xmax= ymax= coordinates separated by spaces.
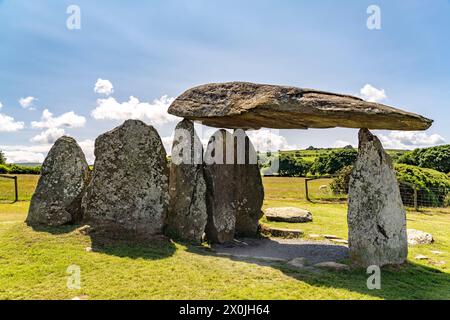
xmin=168 ymin=82 xmax=432 ymax=130
xmin=407 ymin=229 xmax=434 ymax=245
xmin=348 ymin=129 xmax=408 ymax=267
xmin=26 ymin=136 xmax=90 ymax=226
xmin=259 ymin=224 xmax=304 ymax=238
xmin=166 ymin=119 xmax=207 ymax=243
xmin=82 ymin=120 xmax=169 ymax=236
xmin=233 ymin=130 xmax=264 ymax=237
xmin=204 ymin=130 xmax=236 ymax=243
xmin=203 ymin=129 xmax=264 ymax=243
xmin=264 ymin=207 xmax=313 ymax=223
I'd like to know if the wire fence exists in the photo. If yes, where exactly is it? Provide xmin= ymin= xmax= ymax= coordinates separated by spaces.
xmin=263 ymin=176 xmax=450 ymax=209
xmin=0 ymin=175 xmax=18 ymax=203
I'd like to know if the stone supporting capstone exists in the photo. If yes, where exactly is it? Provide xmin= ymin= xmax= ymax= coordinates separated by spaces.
xmin=347 ymin=128 xmax=408 ymax=267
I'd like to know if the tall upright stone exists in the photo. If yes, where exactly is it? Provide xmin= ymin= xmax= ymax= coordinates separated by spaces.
xmin=82 ymin=120 xmax=169 ymax=237
xmin=166 ymin=119 xmax=207 ymax=243
xmin=348 ymin=128 xmax=407 ymax=267
xmin=204 ymin=129 xmax=264 ymax=243
xmin=26 ymin=136 xmax=90 ymax=227
xmin=204 ymin=130 xmax=236 ymax=243
xmin=233 ymin=129 xmax=264 ymax=237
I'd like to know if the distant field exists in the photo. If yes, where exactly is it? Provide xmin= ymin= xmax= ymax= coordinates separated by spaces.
xmin=276 ymin=148 xmax=408 ymax=163
xmin=0 ymin=175 xmax=342 ymax=203
xmin=0 ymin=174 xmax=39 ymax=202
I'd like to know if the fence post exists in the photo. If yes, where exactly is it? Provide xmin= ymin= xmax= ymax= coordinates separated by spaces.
xmin=413 ymin=187 xmax=418 ymax=211
xmin=304 ymin=178 xmax=310 ymax=202
xmin=14 ymin=176 xmax=18 ymax=203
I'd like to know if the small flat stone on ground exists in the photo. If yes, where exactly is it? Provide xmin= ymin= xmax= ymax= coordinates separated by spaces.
xmin=264 ymin=207 xmax=312 ymax=223
xmin=407 ymin=229 xmax=434 ymax=245
xmin=313 ymin=261 xmax=350 ymax=271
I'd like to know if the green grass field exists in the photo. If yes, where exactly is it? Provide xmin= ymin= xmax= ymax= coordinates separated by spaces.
xmin=0 ymin=175 xmax=449 ymax=299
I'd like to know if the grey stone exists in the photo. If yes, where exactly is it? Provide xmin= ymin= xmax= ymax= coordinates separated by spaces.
xmin=407 ymin=229 xmax=434 ymax=245
xmin=203 ymin=129 xmax=264 ymax=243
xmin=82 ymin=120 xmax=169 ymax=237
xmin=265 ymin=207 xmax=313 ymax=223
xmin=168 ymin=82 xmax=432 ymax=130
xmin=204 ymin=130 xmax=236 ymax=243
xmin=166 ymin=119 xmax=207 ymax=244
xmin=259 ymin=224 xmax=304 ymax=238
xmin=233 ymin=130 xmax=264 ymax=237
xmin=26 ymin=136 xmax=90 ymax=226
xmin=348 ymin=129 xmax=408 ymax=267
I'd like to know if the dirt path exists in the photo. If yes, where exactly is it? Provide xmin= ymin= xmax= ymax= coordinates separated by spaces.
xmin=212 ymin=237 xmax=349 ymax=264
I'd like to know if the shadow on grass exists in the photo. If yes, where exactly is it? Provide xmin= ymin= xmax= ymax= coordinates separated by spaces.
xmin=188 ymin=237 xmax=450 ymax=300
xmin=28 ymin=223 xmax=80 ymax=235
xmin=28 ymin=222 xmax=177 ymax=260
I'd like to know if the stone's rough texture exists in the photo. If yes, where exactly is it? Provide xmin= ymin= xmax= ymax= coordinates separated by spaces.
xmin=259 ymin=224 xmax=304 ymax=238
xmin=82 ymin=120 xmax=169 ymax=236
xmin=204 ymin=130 xmax=236 ymax=243
xmin=168 ymin=82 xmax=432 ymax=130
xmin=348 ymin=129 xmax=408 ymax=267
xmin=407 ymin=229 xmax=434 ymax=245
xmin=233 ymin=130 xmax=264 ymax=237
xmin=26 ymin=136 xmax=90 ymax=226
xmin=203 ymin=129 xmax=264 ymax=243
xmin=264 ymin=207 xmax=313 ymax=223
xmin=166 ymin=119 xmax=207 ymax=244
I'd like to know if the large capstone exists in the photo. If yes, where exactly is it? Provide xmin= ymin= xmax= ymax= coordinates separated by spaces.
xmin=348 ymin=128 xmax=408 ymax=267
xmin=204 ymin=129 xmax=264 ymax=243
xmin=168 ymin=82 xmax=432 ymax=131
xmin=26 ymin=136 xmax=90 ymax=227
xmin=82 ymin=120 xmax=169 ymax=236
xmin=165 ymin=119 xmax=207 ymax=244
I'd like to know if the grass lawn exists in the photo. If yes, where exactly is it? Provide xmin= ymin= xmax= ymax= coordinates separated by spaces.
xmin=0 ymin=176 xmax=449 ymax=300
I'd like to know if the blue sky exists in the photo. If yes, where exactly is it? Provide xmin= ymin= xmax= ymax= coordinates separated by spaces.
xmin=0 ymin=0 xmax=449 ymax=163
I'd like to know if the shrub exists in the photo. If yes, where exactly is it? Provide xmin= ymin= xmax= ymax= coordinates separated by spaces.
xmin=0 ymin=164 xmax=41 ymax=175
xmin=330 ymin=165 xmax=353 ymax=194
xmin=398 ymin=144 xmax=450 ymax=173
xmin=0 ymin=150 xmax=6 ymax=165
xmin=0 ymin=164 xmax=10 ymax=174
xmin=444 ymin=194 xmax=450 ymax=207
xmin=330 ymin=163 xmax=450 ymax=207
xmin=278 ymin=154 xmax=311 ymax=177
xmin=396 ymin=164 xmax=450 ymax=207
xmin=309 ymin=149 xmax=357 ymax=175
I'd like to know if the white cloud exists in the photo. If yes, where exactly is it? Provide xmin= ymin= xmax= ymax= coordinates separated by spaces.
xmin=0 ymin=145 xmax=50 ymax=163
xmin=360 ymin=84 xmax=387 ymax=103
xmin=161 ymin=135 xmax=174 ymax=155
xmin=78 ymin=139 xmax=95 ymax=164
xmin=332 ymin=140 xmax=354 ymax=148
xmin=31 ymin=109 xmax=86 ymax=129
xmin=0 ymin=113 xmax=25 ymax=132
xmin=0 ymin=101 xmax=3 ymax=110
xmin=94 ymin=78 xmax=114 ymax=96
xmin=377 ymin=131 xmax=446 ymax=149
xmin=19 ymin=96 xmax=37 ymax=109
xmin=91 ymin=95 xmax=179 ymax=125
xmin=1 ymin=138 xmax=95 ymax=164
xmin=247 ymin=129 xmax=297 ymax=152
xmin=30 ymin=128 xmax=66 ymax=144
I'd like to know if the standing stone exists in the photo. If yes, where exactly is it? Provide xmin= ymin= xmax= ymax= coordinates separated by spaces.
xmin=204 ymin=130 xmax=236 ymax=243
xmin=233 ymin=129 xmax=264 ymax=237
xmin=26 ymin=136 xmax=90 ymax=227
xmin=204 ymin=129 xmax=264 ymax=243
xmin=166 ymin=119 xmax=207 ymax=244
xmin=348 ymin=128 xmax=407 ymax=267
xmin=82 ymin=120 xmax=169 ymax=237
